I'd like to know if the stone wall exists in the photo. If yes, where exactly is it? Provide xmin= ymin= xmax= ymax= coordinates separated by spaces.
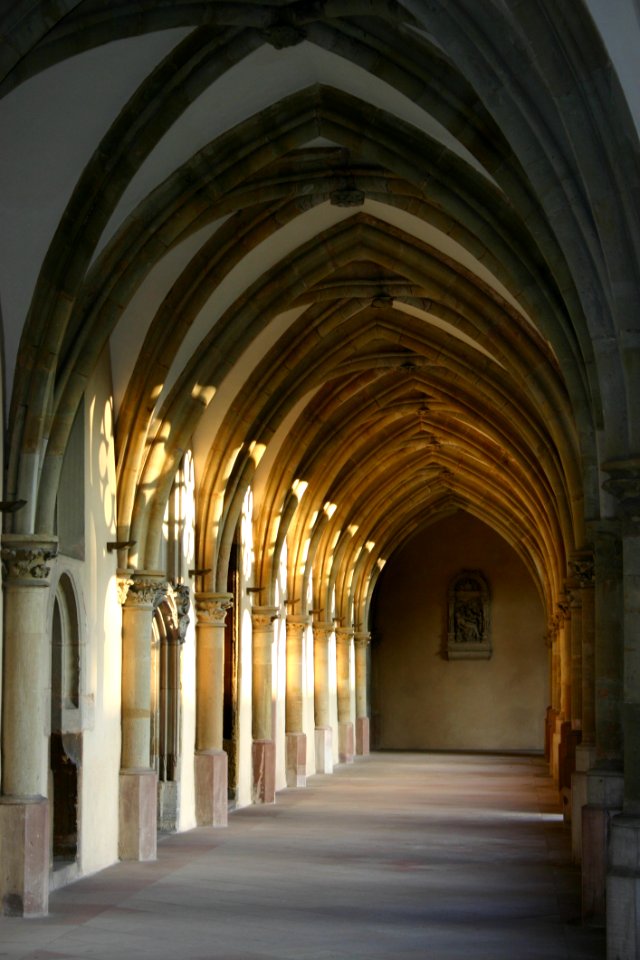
xmin=372 ymin=511 xmax=546 ymax=752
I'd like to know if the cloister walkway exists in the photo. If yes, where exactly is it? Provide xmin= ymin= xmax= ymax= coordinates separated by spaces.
xmin=0 ymin=753 xmax=605 ymax=960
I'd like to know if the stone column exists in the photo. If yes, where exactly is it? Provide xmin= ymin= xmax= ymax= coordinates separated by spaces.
xmin=335 ymin=626 xmax=355 ymax=763
xmin=569 ymin=553 xmax=595 ymax=862
xmin=549 ymin=617 xmax=562 ymax=782
xmin=582 ymin=525 xmax=624 ymax=923
xmin=285 ymin=616 xmax=309 ymax=788
xmin=354 ymin=631 xmax=370 ymax=756
xmin=119 ymin=571 xmax=168 ymax=861
xmin=602 ymin=460 xmax=640 ymax=959
xmin=194 ymin=592 xmax=232 ymax=826
xmin=0 ymin=535 xmax=57 ymax=917
xmin=251 ymin=606 xmax=278 ymax=803
xmin=313 ymin=621 xmax=334 ymax=774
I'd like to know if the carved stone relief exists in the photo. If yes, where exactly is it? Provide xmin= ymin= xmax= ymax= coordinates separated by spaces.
xmin=447 ymin=570 xmax=491 ymax=660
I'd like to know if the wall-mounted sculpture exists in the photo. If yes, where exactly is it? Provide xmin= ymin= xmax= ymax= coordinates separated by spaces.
xmin=447 ymin=571 xmax=492 ymax=660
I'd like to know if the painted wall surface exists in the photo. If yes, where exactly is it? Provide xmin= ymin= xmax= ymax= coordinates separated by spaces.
xmin=79 ymin=349 xmax=122 ymax=875
xmin=372 ymin=512 xmax=546 ymax=752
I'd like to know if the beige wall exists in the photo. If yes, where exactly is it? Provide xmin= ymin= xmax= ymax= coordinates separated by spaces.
xmin=372 ymin=511 xmax=546 ymax=752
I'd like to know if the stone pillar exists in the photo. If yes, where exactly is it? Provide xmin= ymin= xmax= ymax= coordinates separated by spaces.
xmin=602 ymin=460 xmax=640 ymax=958
xmin=581 ymin=526 xmax=624 ymax=923
xmin=251 ymin=606 xmax=278 ymax=803
xmin=0 ymin=535 xmax=57 ymax=917
xmin=285 ymin=616 xmax=308 ymax=788
xmin=119 ymin=571 xmax=168 ymax=861
xmin=335 ymin=626 xmax=355 ymax=763
xmin=354 ymin=631 xmax=370 ymax=756
xmin=570 ymin=554 xmax=595 ymax=862
xmin=194 ymin=592 xmax=232 ymax=826
xmin=313 ymin=621 xmax=334 ymax=774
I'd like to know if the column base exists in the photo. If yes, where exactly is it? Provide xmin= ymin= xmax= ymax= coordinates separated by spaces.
xmin=571 ymin=744 xmax=596 ymax=863
xmin=195 ymin=750 xmax=228 ymax=827
xmin=339 ymin=721 xmax=354 ymax=764
xmin=314 ymin=727 xmax=333 ymax=774
xmin=582 ymin=768 xmax=624 ymax=924
xmin=252 ymin=740 xmax=276 ymax=804
xmin=119 ymin=770 xmax=157 ymax=861
xmin=607 ymin=815 xmax=640 ymax=960
xmin=0 ymin=797 xmax=49 ymax=917
xmin=356 ymin=717 xmax=370 ymax=756
xmin=286 ymin=732 xmax=306 ymax=788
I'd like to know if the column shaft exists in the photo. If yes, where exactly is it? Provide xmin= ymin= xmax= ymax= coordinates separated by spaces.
xmin=313 ymin=622 xmax=333 ymax=728
xmin=0 ymin=535 xmax=57 ymax=917
xmin=285 ymin=617 xmax=308 ymax=734
xmin=195 ymin=593 xmax=233 ymax=752
xmin=251 ymin=607 xmax=278 ymax=741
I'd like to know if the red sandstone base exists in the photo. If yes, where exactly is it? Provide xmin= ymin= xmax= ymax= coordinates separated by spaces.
xmin=315 ymin=726 xmax=333 ymax=774
xmin=195 ymin=750 xmax=228 ymax=826
xmin=339 ymin=721 xmax=354 ymax=764
xmin=0 ymin=797 xmax=49 ymax=916
xmin=356 ymin=716 xmax=370 ymax=756
xmin=252 ymin=739 xmax=276 ymax=804
xmin=119 ymin=769 xmax=157 ymax=861
xmin=286 ymin=732 xmax=306 ymax=788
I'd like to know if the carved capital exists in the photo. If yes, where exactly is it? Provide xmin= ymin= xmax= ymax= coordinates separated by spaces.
xmin=334 ymin=626 xmax=354 ymax=644
xmin=569 ymin=551 xmax=595 ymax=588
xmin=312 ymin=621 xmax=334 ymax=644
xmin=354 ymin=631 xmax=371 ymax=648
xmin=556 ymin=595 xmax=571 ymax=622
xmin=125 ymin=572 xmax=169 ymax=610
xmin=195 ymin=591 xmax=233 ymax=626
xmin=174 ymin=583 xmax=191 ymax=642
xmin=286 ymin=615 xmax=310 ymax=637
xmin=1 ymin=535 xmax=58 ymax=583
xmin=116 ymin=572 xmax=134 ymax=605
xmin=251 ymin=605 xmax=279 ymax=630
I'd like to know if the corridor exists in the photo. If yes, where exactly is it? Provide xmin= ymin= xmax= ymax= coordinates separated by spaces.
xmin=0 ymin=754 xmax=604 ymax=960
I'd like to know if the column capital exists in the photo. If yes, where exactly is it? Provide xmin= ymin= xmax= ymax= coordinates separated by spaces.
xmin=569 ymin=550 xmax=595 ymax=588
xmin=286 ymin=615 xmax=310 ymax=633
xmin=556 ymin=593 xmax=571 ymax=622
xmin=1 ymin=534 xmax=58 ymax=585
xmin=251 ymin=605 xmax=279 ymax=630
xmin=312 ymin=621 xmax=334 ymax=643
xmin=335 ymin=625 xmax=355 ymax=643
xmin=195 ymin=591 xmax=233 ymax=625
xmin=124 ymin=571 xmax=169 ymax=610
xmin=172 ymin=582 xmax=191 ymax=642
xmin=354 ymin=631 xmax=371 ymax=647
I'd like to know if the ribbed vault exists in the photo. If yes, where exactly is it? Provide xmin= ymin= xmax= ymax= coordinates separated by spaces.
xmin=2 ymin=0 xmax=640 ymax=637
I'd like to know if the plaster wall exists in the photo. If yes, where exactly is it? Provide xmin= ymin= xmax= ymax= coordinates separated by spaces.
xmin=77 ymin=350 xmax=122 ymax=875
xmin=372 ymin=512 xmax=546 ymax=752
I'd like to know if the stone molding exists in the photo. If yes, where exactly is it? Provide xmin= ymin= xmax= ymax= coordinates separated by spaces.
xmin=195 ymin=591 xmax=233 ymax=626
xmin=286 ymin=615 xmax=310 ymax=635
xmin=334 ymin=626 xmax=355 ymax=644
xmin=354 ymin=631 xmax=371 ymax=647
xmin=1 ymin=534 xmax=58 ymax=584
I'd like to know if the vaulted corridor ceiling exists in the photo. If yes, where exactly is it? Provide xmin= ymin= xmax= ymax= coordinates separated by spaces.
xmin=2 ymin=0 xmax=639 ymax=625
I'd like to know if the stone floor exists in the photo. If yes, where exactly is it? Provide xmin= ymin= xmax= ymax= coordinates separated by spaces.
xmin=0 ymin=753 xmax=605 ymax=959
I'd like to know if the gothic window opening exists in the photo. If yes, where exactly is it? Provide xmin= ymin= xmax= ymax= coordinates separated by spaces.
xmin=152 ymin=585 xmax=189 ymax=832
xmin=50 ymin=573 xmax=82 ymax=867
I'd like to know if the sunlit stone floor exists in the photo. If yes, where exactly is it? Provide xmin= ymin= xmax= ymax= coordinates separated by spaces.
xmin=0 ymin=753 xmax=605 ymax=959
